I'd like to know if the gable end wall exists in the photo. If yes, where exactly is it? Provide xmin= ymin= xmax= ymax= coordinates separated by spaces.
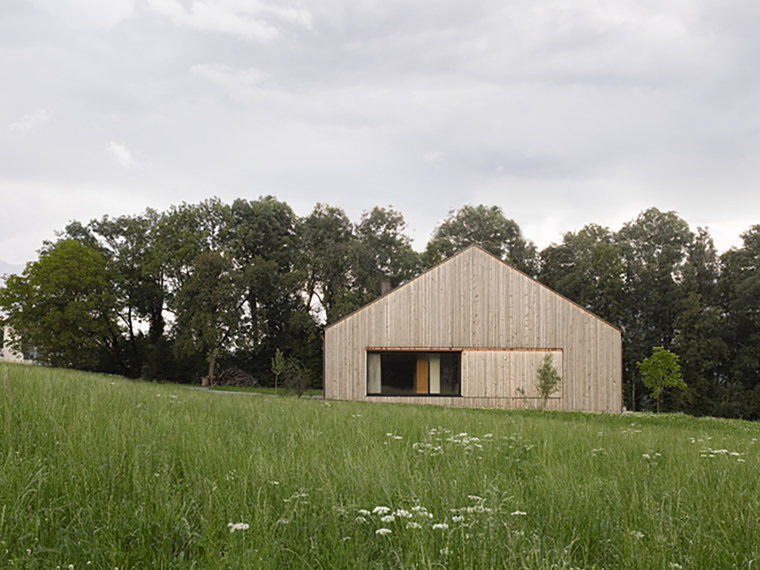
xmin=324 ymin=247 xmax=622 ymax=412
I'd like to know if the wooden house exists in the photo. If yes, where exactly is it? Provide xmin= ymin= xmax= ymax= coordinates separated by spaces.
xmin=324 ymin=245 xmax=622 ymax=412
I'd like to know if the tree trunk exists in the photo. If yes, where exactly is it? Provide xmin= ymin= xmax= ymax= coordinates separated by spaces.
xmin=631 ymin=378 xmax=636 ymax=412
xmin=203 ymin=349 xmax=217 ymax=387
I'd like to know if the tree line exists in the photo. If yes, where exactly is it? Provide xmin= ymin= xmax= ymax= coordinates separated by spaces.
xmin=1 ymin=197 xmax=759 ymax=419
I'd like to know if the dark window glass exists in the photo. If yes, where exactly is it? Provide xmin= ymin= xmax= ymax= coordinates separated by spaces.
xmin=367 ymin=351 xmax=461 ymax=396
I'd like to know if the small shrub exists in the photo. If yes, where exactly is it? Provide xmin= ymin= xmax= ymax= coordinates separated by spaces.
xmin=536 ymin=354 xmax=562 ymax=411
xmin=637 ymin=347 xmax=686 ymax=413
xmin=282 ymin=357 xmax=311 ymax=397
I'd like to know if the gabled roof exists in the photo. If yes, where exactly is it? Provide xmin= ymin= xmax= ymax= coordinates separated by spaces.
xmin=326 ymin=244 xmax=621 ymax=333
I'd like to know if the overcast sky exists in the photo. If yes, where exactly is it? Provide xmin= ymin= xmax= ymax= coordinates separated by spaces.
xmin=2 ymin=0 xmax=760 ymax=266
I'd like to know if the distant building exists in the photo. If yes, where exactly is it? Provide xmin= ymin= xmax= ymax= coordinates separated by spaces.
xmin=324 ymin=245 xmax=622 ymax=412
xmin=1 ymin=325 xmax=27 ymax=363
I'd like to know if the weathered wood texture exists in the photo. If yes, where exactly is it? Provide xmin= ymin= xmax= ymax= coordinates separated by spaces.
xmin=324 ymin=245 xmax=622 ymax=413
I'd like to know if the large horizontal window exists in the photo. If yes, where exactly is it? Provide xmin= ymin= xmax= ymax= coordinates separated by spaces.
xmin=367 ymin=351 xmax=461 ymax=396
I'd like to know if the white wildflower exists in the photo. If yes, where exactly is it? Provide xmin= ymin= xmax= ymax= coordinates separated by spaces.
xmin=511 ymin=510 xmax=527 ymax=516
xmin=406 ymin=522 xmax=422 ymax=529
xmin=440 ymin=547 xmax=450 ymax=556
xmin=373 ymin=506 xmax=391 ymax=515
xmin=642 ymin=453 xmax=651 ymax=459
xmin=394 ymin=509 xmax=413 ymax=518
xmin=433 ymin=523 xmax=449 ymax=530
xmin=284 ymin=492 xmax=309 ymax=503
xmin=630 ymin=530 xmax=644 ymax=539
xmin=354 ymin=516 xmax=367 ymax=524
xmin=228 ymin=522 xmax=249 ymax=532
xmin=380 ymin=515 xmax=395 ymax=523
xmin=452 ymin=515 xmax=465 ymax=523
xmin=669 ymin=563 xmax=683 ymax=569
xmin=358 ymin=509 xmax=371 ymax=516
xmin=412 ymin=506 xmax=433 ymax=518
xmin=375 ymin=528 xmax=392 ymax=536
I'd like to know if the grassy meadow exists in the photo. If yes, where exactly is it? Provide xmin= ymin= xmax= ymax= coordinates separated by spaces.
xmin=1 ymin=362 xmax=759 ymax=569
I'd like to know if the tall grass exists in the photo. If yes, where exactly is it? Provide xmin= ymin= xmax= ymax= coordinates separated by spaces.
xmin=1 ymin=362 xmax=759 ymax=569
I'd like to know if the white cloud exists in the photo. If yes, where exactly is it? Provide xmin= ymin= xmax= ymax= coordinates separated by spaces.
xmin=145 ymin=0 xmax=311 ymax=42
xmin=108 ymin=141 xmax=138 ymax=168
xmin=27 ymin=0 xmax=134 ymax=29
xmin=190 ymin=63 xmax=267 ymax=95
xmin=4 ymin=0 xmax=760 ymax=268
xmin=7 ymin=109 xmax=52 ymax=134
xmin=423 ymin=151 xmax=443 ymax=166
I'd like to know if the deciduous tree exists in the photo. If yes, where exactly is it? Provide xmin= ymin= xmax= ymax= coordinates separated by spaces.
xmin=536 ymin=354 xmax=562 ymax=411
xmin=424 ymin=204 xmax=538 ymax=274
xmin=299 ymin=203 xmax=363 ymax=324
xmin=718 ymin=225 xmax=760 ymax=398
xmin=637 ymin=347 xmax=686 ymax=413
xmin=355 ymin=206 xmax=422 ymax=295
xmin=0 ymin=240 xmax=119 ymax=369
xmin=539 ymin=224 xmax=624 ymax=324
xmin=173 ymin=251 xmax=247 ymax=386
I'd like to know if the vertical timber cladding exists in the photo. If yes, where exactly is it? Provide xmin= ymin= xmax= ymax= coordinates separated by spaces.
xmin=323 ymin=245 xmax=623 ymax=413
xmin=461 ymin=349 xmax=563 ymax=404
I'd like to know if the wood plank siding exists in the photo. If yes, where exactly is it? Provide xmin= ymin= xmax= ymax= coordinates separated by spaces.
xmin=324 ymin=245 xmax=622 ymax=413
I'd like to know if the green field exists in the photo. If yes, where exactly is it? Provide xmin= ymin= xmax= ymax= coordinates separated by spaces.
xmin=209 ymin=386 xmax=324 ymax=398
xmin=1 ymin=363 xmax=759 ymax=569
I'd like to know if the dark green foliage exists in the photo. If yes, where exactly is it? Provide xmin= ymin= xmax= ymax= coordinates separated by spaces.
xmin=424 ymin=204 xmax=538 ymax=275
xmin=354 ymin=205 xmax=422 ymax=294
xmin=615 ymin=208 xmax=695 ymax=410
xmin=280 ymin=356 xmax=311 ymax=397
xmin=719 ymin=226 xmax=760 ymax=393
xmin=173 ymin=250 xmax=247 ymax=385
xmin=637 ymin=347 xmax=686 ymax=413
xmin=539 ymin=223 xmax=623 ymax=324
xmin=3 ymin=197 xmax=760 ymax=420
xmin=0 ymin=240 xmax=120 ymax=369
xmin=536 ymin=354 xmax=562 ymax=411
xmin=300 ymin=203 xmax=422 ymax=325
xmin=300 ymin=203 xmax=363 ymax=324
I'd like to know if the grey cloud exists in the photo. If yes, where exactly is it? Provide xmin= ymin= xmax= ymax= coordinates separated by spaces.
xmin=26 ymin=0 xmax=135 ymax=29
xmin=2 ymin=0 xmax=760 ymax=265
xmin=144 ymin=0 xmax=312 ymax=42
xmin=7 ymin=109 xmax=52 ymax=134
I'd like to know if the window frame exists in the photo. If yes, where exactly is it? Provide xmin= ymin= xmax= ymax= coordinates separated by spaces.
xmin=366 ymin=348 xmax=462 ymax=397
